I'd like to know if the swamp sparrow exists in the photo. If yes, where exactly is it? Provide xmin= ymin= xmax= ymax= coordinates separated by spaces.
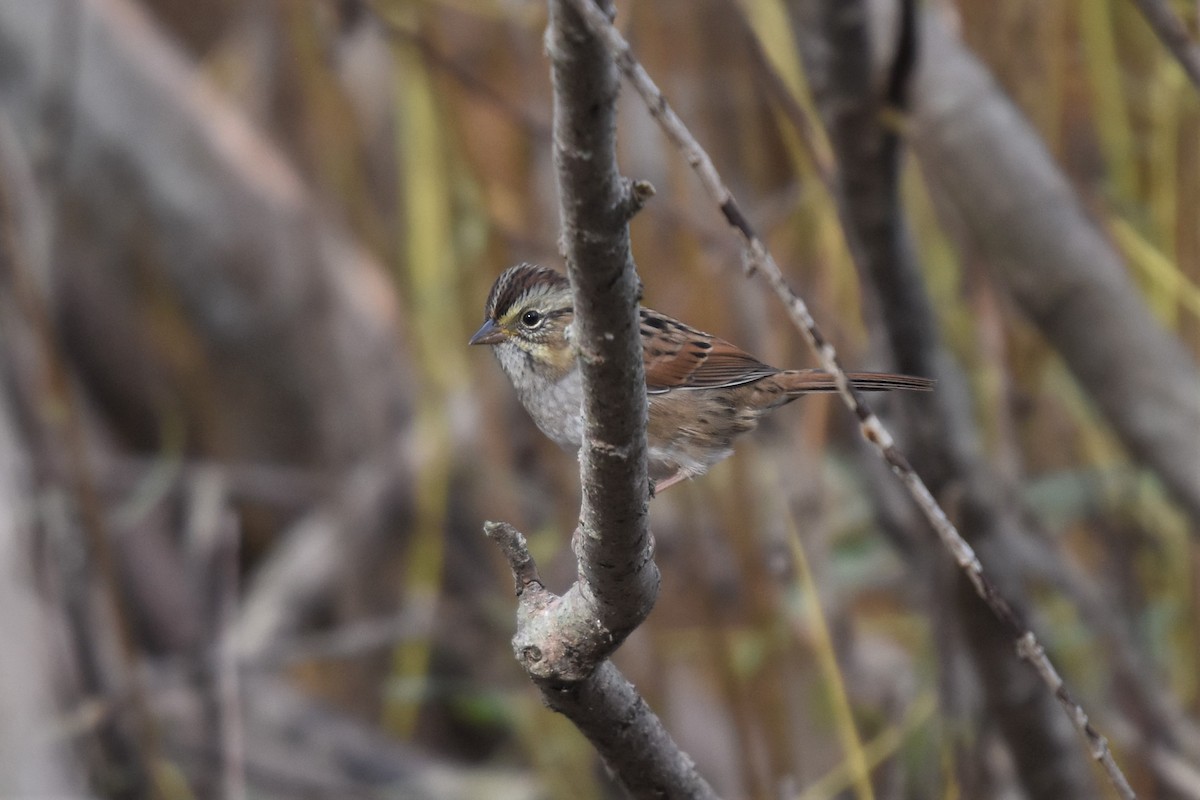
xmin=471 ymin=263 xmax=932 ymax=492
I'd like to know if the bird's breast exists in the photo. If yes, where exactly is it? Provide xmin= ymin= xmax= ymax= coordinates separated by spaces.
xmin=495 ymin=343 xmax=585 ymax=450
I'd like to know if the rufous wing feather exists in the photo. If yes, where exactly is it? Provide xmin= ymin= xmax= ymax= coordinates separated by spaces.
xmin=640 ymin=310 xmax=778 ymax=393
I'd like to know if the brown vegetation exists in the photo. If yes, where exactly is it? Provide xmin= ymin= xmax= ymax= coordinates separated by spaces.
xmin=0 ymin=0 xmax=1197 ymax=798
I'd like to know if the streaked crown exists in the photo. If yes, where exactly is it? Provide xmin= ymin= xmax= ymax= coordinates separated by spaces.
xmin=485 ymin=263 xmax=570 ymax=322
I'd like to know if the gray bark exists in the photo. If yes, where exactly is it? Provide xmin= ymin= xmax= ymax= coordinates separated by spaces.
xmin=482 ymin=1 xmax=717 ymax=797
xmin=551 ymin=0 xmax=658 ymax=640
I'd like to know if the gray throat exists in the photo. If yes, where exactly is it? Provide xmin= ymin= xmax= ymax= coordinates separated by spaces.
xmin=495 ymin=343 xmax=584 ymax=451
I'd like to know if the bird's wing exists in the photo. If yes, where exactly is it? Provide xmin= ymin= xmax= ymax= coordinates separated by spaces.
xmin=640 ymin=309 xmax=778 ymax=394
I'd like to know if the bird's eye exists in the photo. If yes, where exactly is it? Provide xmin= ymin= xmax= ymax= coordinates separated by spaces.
xmin=520 ymin=309 xmax=544 ymax=329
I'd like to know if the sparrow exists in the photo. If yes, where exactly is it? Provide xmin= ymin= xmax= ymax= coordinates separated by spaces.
xmin=471 ymin=263 xmax=932 ymax=492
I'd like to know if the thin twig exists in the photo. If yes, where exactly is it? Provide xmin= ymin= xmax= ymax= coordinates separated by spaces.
xmin=563 ymin=1 xmax=1136 ymax=797
xmin=808 ymin=0 xmax=1098 ymax=793
xmin=483 ymin=521 xmax=544 ymax=592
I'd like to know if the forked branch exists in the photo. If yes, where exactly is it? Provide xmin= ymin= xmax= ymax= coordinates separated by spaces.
xmin=480 ymin=0 xmax=716 ymax=797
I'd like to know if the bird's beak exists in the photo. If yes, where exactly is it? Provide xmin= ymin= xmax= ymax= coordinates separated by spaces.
xmin=469 ymin=319 xmax=505 ymax=346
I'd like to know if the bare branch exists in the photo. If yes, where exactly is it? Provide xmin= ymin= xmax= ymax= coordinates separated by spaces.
xmin=487 ymin=519 xmax=719 ymax=800
xmin=483 ymin=521 xmax=544 ymax=592
xmin=474 ymin=1 xmax=714 ymax=797
xmin=481 ymin=0 xmax=662 ymax=669
xmin=549 ymin=0 xmax=658 ymax=640
xmin=480 ymin=0 xmax=662 ymax=686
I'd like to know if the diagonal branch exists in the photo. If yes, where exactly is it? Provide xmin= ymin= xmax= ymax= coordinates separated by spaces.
xmin=798 ymin=0 xmax=1097 ymax=795
xmin=562 ymin=0 xmax=1137 ymax=796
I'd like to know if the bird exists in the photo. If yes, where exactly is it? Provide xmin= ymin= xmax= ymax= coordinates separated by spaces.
xmin=470 ymin=263 xmax=932 ymax=493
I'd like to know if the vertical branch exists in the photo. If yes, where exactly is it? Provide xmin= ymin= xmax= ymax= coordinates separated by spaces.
xmin=478 ymin=2 xmax=716 ymax=797
xmin=491 ymin=0 xmax=662 ymax=682
xmin=548 ymin=0 xmax=657 ymax=632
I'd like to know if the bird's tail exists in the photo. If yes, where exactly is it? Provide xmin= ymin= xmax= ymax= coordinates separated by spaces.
xmin=778 ymin=370 xmax=935 ymax=394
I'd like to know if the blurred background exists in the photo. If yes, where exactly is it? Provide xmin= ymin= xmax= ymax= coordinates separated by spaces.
xmin=0 ymin=0 xmax=1197 ymax=798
